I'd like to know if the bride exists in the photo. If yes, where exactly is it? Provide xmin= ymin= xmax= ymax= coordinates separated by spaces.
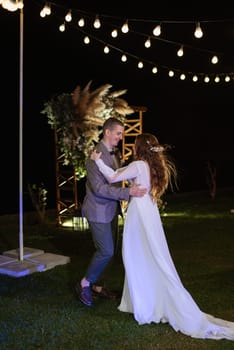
xmin=91 ymin=132 xmax=234 ymax=341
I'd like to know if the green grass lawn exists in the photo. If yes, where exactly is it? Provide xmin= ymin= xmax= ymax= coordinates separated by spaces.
xmin=0 ymin=188 xmax=234 ymax=350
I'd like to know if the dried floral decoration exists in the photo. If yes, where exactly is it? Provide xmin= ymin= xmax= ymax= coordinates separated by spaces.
xmin=42 ymin=81 xmax=134 ymax=180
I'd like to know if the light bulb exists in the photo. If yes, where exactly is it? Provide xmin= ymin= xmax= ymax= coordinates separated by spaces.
xmin=180 ymin=74 xmax=186 ymax=80
xmin=93 ymin=15 xmax=101 ymax=29
xmin=194 ymin=22 xmax=203 ymax=39
xmin=144 ymin=37 xmax=151 ymax=48
xmin=104 ymin=46 xmax=109 ymax=54
xmin=211 ymin=55 xmax=218 ymax=64
xmin=111 ymin=29 xmax=118 ymax=38
xmin=65 ymin=10 xmax=72 ymax=22
xmin=121 ymin=21 xmax=129 ymax=33
xmin=177 ymin=46 xmax=184 ymax=57
xmin=44 ymin=4 xmax=51 ymax=15
xmin=17 ymin=0 xmax=24 ymax=9
xmin=121 ymin=54 xmax=127 ymax=62
xmin=168 ymin=70 xmax=174 ymax=77
xmin=78 ymin=18 xmax=85 ymax=27
xmin=153 ymin=24 xmax=161 ymax=36
xmin=59 ymin=23 xmax=65 ymax=32
xmin=152 ymin=66 xmax=158 ymax=74
xmin=40 ymin=8 xmax=46 ymax=17
xmin=84 ymin=36 xmax=90 ymax=44
xmin=138 ymin=61 xmax=144 ymax=69
xmin=2 ymin=0 xmax=18 ymax=11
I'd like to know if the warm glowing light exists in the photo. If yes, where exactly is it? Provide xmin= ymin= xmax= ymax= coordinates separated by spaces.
xmin=40 ymin=8 xmax=46 ymax=17
xmin=1 ymin=0 xmax=20 ymax=11
xmin=121 ymin=54 xmax=127 ymax=62
xmin=104 ymin=45 xmax=109 ymax=54
xmin=62 ymin=217 xmax=89 ymax=230
xmin=194 ymin=22 xmax=203 ymax=38
xmin=111 ymin=29 xmax=118 ymax=38
xmin=59 ymin=23 xmax=65 ymax=32
xmin=211 ymin=55 xmax=218 ymax=64
xmin=40 ymin=3 xmax=50 ymax=17
xmin=78 ymin=18 xmax=85 ymax=27
xmin=93 ymin=15 xmax=101 ymax=29
xmin=180 ymin=74 xmax=186 ymax=80
xmin=144 ymin=37 xmax=151 ymax=48
xmin=65 ymin=10 xmax=72 ymax=22
xmin=153 ymin=24 xmax=161 ymax=36
xmin=44 ymin=4 xmax=51 ymax=15
xmin=138 ymin=61 xmax=144 ymax=69
xmin=121 ymin=20 xmax=129 ymax=33
xmin=17 ymin=0 xmax=23 ymax=9
xmin=6 ymin=2 xmax=231 ymax=86
xmin=84 ymin=36 xmax=90 ymax=44
xmin=177 ymin=45 xmax=184 ymax=57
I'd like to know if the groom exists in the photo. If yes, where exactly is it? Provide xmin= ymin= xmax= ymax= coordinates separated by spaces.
xmin=75 ymin=117 xmax=146 ymax=307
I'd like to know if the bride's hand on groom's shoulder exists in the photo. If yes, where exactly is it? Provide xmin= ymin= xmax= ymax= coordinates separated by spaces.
xmin=91 ymin=149 xmax=102 ymax=161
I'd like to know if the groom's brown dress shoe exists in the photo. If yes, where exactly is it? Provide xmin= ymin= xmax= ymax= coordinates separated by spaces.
xmin=91 ymin=286 xmax=118 ymax=300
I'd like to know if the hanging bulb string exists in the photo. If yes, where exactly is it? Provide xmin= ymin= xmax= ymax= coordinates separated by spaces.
xmin=31 ymin=0 xmax=234 ymax=82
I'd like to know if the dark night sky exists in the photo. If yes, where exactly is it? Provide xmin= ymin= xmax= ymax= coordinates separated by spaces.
xmin=1 ymin=0 xmax=234 ymax=214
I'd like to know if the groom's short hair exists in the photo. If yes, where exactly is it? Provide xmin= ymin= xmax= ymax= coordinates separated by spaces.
xmin=103 ymin=117 xmax=124 ymax=133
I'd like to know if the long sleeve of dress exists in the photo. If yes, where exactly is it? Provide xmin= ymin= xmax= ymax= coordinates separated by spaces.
xmin=96 ymin=159 xmax=140 ymax=183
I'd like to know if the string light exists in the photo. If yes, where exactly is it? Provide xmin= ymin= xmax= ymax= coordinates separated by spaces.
xmin=40 ymin=7 xmax=46 ymax=17
xmin=111 ymin=29 xmax=118 ymax=38
xmin=153 ymin=24 xmax=161 ymax=36
xmin=84 ymin=36 xmax=90 ymax=44
xmin=144 ymin=37 xmax=151 ymax=48
xmin=59 ymin=23 xmax=65 ymax=32
xmin=177 ymin=45 xmax=184 ymax=57
xmin=37 ymin=3 xmax=234 ymax=84
xmin=180 ymin=73 xmax=186 ymax=80
xmin=194 ymin=22 xmax=203 ymax=38
xmin=168 ymin=70 xmax=174 ymax=77
xmin=93 ymin=15 xmax=101 ymax=29
xmin=138 ymin=61 xmax=144 ymax=69
xmin=1 ymin=0 xmax=23 ymax=11
xmin=18 ymin=0 xmax=23 ymax=9
xmin=65 ymin=10 xmax=72 ymax=22
xmin=211 ymin=55 xmax=218 ymax=64
xmin=78 ymin=18 xmax=85 ymax=27
xmin=121 ymin=20 xmax=129 ymax=33
xmin=104 ymin=45 xmax=110 ymax=54
xmin=121 ymin=54 xmax=127 ymax=62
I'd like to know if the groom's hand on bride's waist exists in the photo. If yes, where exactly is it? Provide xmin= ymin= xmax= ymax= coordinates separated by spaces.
xmin=129 ymin=183 xmax=147 ymax=197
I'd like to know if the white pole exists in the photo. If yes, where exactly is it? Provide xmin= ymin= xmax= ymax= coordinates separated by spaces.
xmin=19 ymin=6 xmax=24 ymax=261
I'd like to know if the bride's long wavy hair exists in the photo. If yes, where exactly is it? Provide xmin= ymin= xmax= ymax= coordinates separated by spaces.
xmin=134 ymin=133 xmax=178 ymax=204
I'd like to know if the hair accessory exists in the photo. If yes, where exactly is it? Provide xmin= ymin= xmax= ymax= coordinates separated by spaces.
xmin=150 ymin=146 xmax=163 ymax=152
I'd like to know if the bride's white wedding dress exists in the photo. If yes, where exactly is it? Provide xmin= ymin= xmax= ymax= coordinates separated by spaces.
xmin=96 ymin=158 xmax=234 ymax=340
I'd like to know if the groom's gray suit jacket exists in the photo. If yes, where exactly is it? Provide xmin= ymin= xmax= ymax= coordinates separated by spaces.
xmin=82 ymin=141 xmax=130 ymax=223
